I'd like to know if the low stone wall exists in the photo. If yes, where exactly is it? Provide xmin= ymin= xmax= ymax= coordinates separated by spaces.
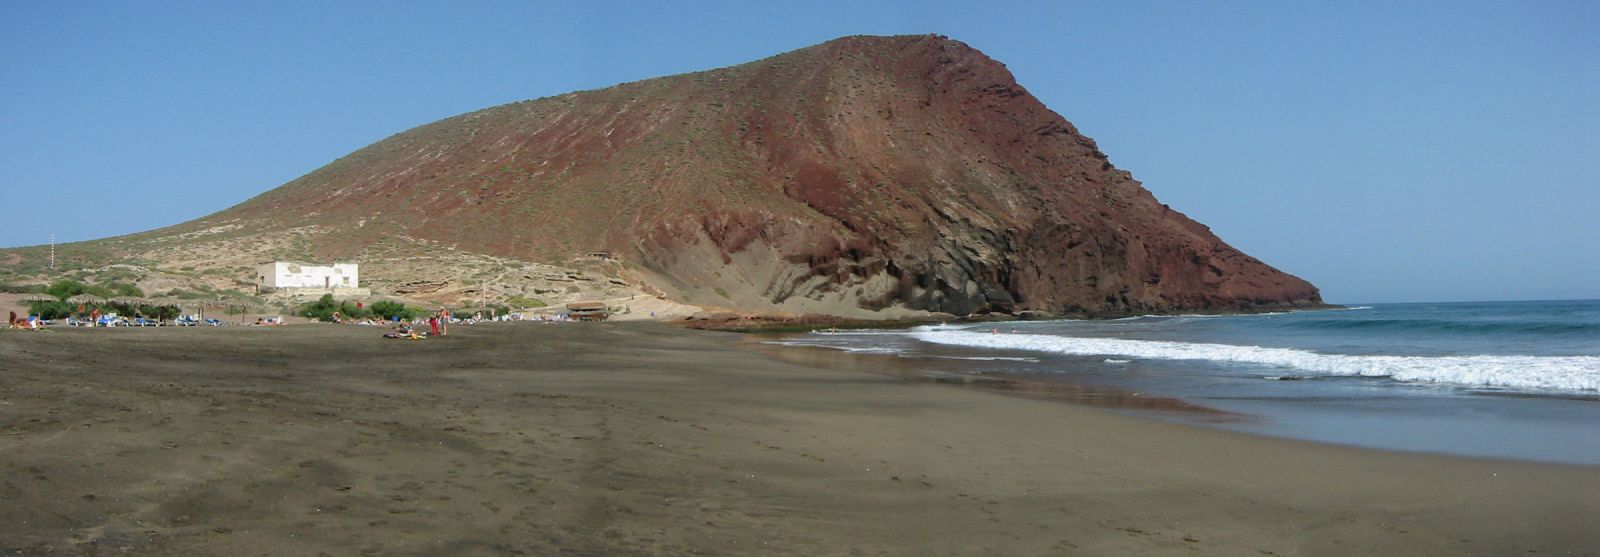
xmin=265 ymin=287 xmax=372 ymax=301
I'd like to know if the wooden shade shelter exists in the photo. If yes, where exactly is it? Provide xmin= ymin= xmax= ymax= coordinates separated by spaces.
xmin=207 ymin=298 xmax=254 ymax=324
xmin=138 ymin=297 xmax=193 ymax=324
xmin=66 ymin=294 xmax=106 ymax=305
xmin=142 ymin=297 xmax=189 ymax=308
xmin=18 ymin=294 xmax=59 ymax=304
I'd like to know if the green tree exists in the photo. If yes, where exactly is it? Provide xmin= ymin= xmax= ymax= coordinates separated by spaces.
xmin=28 ymin=279 xmax=88 ymax=319
xmin=141 ymin=304 xmax=181 ymax=323
xmin=25 ymin=300 xmax=71 ymax=320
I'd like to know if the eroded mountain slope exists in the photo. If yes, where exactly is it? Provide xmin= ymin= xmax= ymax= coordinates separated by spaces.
xmin=2 ymin=34 xmax=1320 ymax=317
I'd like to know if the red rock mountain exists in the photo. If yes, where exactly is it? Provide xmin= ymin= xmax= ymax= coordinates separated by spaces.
xmin=149 ymin=34 xmax=1323 ymax=316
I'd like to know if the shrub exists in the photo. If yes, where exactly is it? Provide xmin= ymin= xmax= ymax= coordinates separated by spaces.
xmin=506 ymin=295 xmax=546 ymax=308
xmin=42 ymin=278 xmax=140 ymax=300
xmin=106 ymin=282 xmax=144 ymax=298
xmin=44 ymin=278 xmax=92 ymax=300
xmin=369 ymin=300 xmax=423 ymax=321
xmin=298 ymin=294 xmax=372 ymax=322
xmin=0 ymin=283 xmax=44 ymax=294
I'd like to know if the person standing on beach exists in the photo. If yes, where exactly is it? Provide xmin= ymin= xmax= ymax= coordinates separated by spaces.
xmin=438 ymin=308 xmax=450 ymax=336
xmin=428 ymin=314 xmax=440 ymax=336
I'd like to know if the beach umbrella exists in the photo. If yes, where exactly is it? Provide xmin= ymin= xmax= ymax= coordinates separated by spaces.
xmin=182 ymin=299 xmax=209 ymax=322
xmin=168 ymin=298 xmax=215 ymax=322
xmin=213 ymin=297 xmax=248 ymax=309
xmin=210 ymin=298 xmax=252 ymax=324
xmin=139 ymin=297 xmax=189 ymax=323
xmin=142 ymin=297 xmax=195 ymax=311
xmin=106 ymin=297 xmax=150 ymax=319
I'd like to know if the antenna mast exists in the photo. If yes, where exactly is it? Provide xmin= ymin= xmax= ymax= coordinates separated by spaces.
xmin=49 ymin=233 xmax=56 ymax=271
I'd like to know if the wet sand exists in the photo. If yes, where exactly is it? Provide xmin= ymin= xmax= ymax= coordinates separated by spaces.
xmin=2 ymin=323 xmax=1597 ymax=555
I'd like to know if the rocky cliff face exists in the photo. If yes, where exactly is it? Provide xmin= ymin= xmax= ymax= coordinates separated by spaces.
xmin=94 ymin=34 xmax=1323 ymax=316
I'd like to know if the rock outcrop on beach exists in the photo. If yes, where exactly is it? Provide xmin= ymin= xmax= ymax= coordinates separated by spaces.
xmin=1 ymin=34 xmax=1321 ymax=317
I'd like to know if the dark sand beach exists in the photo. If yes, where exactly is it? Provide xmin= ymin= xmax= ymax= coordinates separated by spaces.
xmin=2 ymin=323 xmax=1597 ymax=556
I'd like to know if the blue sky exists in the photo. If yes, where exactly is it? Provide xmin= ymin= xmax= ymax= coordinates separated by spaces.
xmin=3 ymin=1 xmax=1595 ymax=303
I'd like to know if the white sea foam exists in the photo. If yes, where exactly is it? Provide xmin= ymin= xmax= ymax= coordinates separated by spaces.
xmin=761 ymin=340 xmax=905 ymax=355
xmin=910 ymin=330 xmax=1600 ymax=392
xmin=932 ymin=356 xmax=1041 ymax=362
xmin=845 ymin=347 xmax=906 ymax=355
xmin=911 ymin=324 xmax=974 ymax=332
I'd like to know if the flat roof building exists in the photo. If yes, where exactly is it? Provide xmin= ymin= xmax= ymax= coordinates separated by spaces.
xmin=257 ymin=261 xmax=359 ymax=290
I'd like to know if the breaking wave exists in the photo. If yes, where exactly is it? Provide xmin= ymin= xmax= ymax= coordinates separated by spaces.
xmin=909 ymin=329 xmax=1600 ymax=392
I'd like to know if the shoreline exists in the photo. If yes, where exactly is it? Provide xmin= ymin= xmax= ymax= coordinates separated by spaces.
xmin=3 ymin=322 xmax=1596 ymax=555
xmin=744 ymin=335 xmax=1243 ymax=419
xmin=677 ymin=301 xmax=1344 ymax=334
xmin=756 ymin=326 xmax=1600 ymax=466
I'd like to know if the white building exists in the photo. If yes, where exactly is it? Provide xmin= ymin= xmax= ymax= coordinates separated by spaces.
xmin=257 ymin=261 xmax=359 ymax=290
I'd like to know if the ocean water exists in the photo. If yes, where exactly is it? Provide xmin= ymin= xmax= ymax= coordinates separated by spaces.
xmin=769 ymin=300 xmax=1600 ymax=464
